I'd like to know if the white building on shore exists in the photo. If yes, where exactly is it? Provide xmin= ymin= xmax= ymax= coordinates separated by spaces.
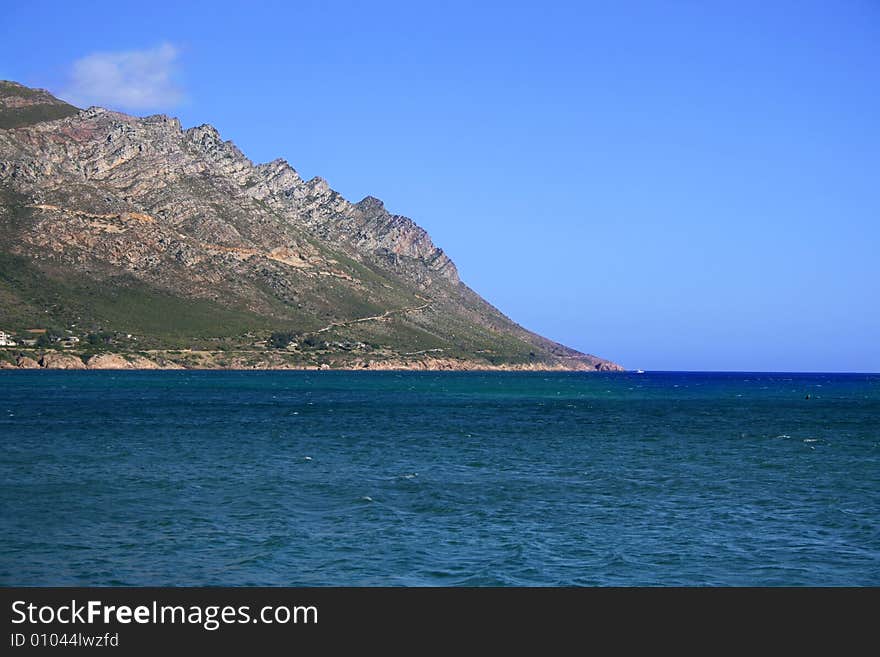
xmin=0 ymin=331 xmax=17 ymax=346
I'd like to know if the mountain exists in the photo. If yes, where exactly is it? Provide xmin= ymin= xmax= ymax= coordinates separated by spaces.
xmin=0 ymin=80 xmax=621 ymax=371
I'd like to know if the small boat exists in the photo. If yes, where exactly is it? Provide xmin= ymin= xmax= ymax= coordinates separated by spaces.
xmin=634 ymin=369 xmax=645 ymax=374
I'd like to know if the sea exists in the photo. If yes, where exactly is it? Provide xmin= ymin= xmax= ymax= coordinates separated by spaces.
xmin=1 ymin=370 xmax=877 ymax=586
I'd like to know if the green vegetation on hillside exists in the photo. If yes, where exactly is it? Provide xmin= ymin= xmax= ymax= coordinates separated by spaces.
xmin=0 ymin=81 xmax=79 ymax=129
xmin=0 ymin=251 xmax=280 ymax=348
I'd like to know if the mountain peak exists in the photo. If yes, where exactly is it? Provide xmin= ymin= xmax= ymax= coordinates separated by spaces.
xmin=187 ymin=123 xmax=220 ymax=138
xmin=355 ymin=196 xmax=386 ymax=214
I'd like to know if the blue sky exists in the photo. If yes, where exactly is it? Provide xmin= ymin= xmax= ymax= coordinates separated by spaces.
xmin=2 ymin=1 xmax=878 ymax=371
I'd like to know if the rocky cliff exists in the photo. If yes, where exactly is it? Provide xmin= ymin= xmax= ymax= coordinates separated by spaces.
xmin=0 ymin=80 xmax=621 ymax=371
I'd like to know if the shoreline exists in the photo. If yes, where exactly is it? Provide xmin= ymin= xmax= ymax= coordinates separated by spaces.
xmin=1 ymin=349 xmax=625 ymax=373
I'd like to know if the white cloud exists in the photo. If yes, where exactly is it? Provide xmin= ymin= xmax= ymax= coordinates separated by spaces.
xmin=63 ymin=43 xmax=184 ymax=110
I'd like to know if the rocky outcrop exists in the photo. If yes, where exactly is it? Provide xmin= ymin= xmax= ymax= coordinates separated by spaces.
xmin=15 ymin=355 xmax=40 ymax=368
xmin=39 ymin=353 xmax=86 ymax=369
xmin=82 ymin=353 xmax=169 ymax=369
xmin=85 ymin=353 xmax=131 ymax=369
xmin=595 ymin=361 xmax=625 ymax=372
xmin=246 ymin=159 xmax=459 ymax=285
xmin=127 ymin=355 xmax=163 ymax=369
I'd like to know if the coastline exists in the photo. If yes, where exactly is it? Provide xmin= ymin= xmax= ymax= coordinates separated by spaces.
xmin=0 ymin=349 xmax=625 ymax=372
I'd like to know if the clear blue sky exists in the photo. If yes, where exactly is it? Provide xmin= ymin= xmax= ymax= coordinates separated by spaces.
xmin=2 ymin=1 xmax=878 ymax=371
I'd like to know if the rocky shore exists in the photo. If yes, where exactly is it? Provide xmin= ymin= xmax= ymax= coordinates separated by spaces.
xmin=1 ymin=350 xmax=624 ymax=372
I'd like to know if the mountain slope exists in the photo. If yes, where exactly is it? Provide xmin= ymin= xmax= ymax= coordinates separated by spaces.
xmin=0 ymin=81 xmax=621 ymax=371
xmin=0 ymin=81 xmax=79 ymax=129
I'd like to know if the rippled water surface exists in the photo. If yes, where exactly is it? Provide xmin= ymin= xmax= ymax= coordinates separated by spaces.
xmin=1 ymin=370 xmax=878 ymax=585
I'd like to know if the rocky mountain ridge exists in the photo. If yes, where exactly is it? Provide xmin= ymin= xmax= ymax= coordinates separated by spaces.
xmin=0 ymin=80 xmax=621 ymax=371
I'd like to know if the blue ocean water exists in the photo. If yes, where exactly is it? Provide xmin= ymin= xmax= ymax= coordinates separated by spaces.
xmin=1 ymin=370 xmax=877 ymax=586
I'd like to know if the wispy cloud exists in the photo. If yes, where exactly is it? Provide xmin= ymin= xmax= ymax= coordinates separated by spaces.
xmin=62 ymin=43 xmax=184 ymax=111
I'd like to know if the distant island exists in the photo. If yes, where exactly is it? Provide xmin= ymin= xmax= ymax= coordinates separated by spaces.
xmin=0 ymin=81 xmax=621 ymax=372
